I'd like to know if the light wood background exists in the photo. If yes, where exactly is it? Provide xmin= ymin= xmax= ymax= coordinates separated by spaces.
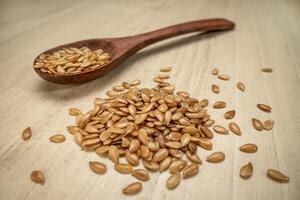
xmin=0 ymin=0 xmax=299 ymax=200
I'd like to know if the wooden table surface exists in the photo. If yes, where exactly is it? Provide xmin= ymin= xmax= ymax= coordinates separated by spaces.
xmin=0 ymin=0 xmax=299 ymax=199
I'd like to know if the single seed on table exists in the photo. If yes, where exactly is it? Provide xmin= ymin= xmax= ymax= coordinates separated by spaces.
xmin=69 ymin=108 xmax=81 ymax=116
xmin=218 ymin=74 xmax=230 ymax=80
xmin=30 ymin=170 xmax=45 ymax=185
xmin=206 ymin=152 xmax=225 ymax=163
xmin=262 ymin=68 xmax=273 ymax=73
xmin=212 ymin=68 xmax=219 ymax=75
xmin=132 ymin=169 xmax=150 ymax=181
xmin=166 ymin=173 xmax=181 ymax=189
xmin=213 ymin=101 xmax=226 ymax=109
xmin=182 ymin=163 xmax=199 ymax=178
xmin=224 ymin=110 xmax=235 ymax=119
xmin=49 ymin=134 xmax=65 ymax=143
xmin=267 ymin=169 xmax=289 ymax=183
xmin=240 ymin=143 xmax=257 ymax=153
xmin=212 ymin=84 xmax=220 ymax=94
xmin=160 ymin=66 xmax=172 ymax=72
xmin=122 ymin=182 xmax=142 ymax=195
xmin=257 ymin=103 xmax=272 ymax=113
xmin=263 ymin=120 xmax=274 ymax=130
xmin=240 ymin=162 xmax=253 ymax=179
xmin=229 ymin=122 xmax=241 ymax=135
xmin=252 ymin=118 xmax=264 ymax=131
xmin=114 ymin=163 xmax=133 ymax=174
xmin=89 ymin=161 xmax=107 ymax=174
xmin=213 ymin=125 xmax=229 ymax=134
xmin=237 ymin=82 xmax=245 ymax=92
xmin=22 ymin=127 xmax=32 ymax=140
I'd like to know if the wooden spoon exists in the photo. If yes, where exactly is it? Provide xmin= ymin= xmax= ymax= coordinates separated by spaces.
xmin=33 ymin=18 xmax=235 ymax=84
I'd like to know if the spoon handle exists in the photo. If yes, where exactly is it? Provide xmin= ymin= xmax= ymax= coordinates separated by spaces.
xmin=114 ymin=18 xmax=234 ymax=51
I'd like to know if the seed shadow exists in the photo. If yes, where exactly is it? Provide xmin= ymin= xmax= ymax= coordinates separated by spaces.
xmin=33 ymin=30 xmax=232 ymax=101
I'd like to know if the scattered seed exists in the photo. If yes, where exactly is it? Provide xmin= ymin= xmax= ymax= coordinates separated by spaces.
xmin=213 ymin=101 xmax=226 ymax=109
xmin=240 ymin=143 xmax=257 ymax=153
xmin=257 ymin=104 xmax=272 ymax=113
xmin=166 ymin=173 xmax=181 ymax=189
xmin=267 ymin=169 xmax=289 ymax=183
xmin=30 ymin=170 xmax=45 ymax=185
xmin=224 ymin=110 xmax=235 ymax=119
xmin=89 ymin=161 xmax=107 ymax=174
xmin=123 ymin=182 xmax=142 ymax=195
xmin=237 ymin=82 xmax=245 ymax=92
xmin=262 ymin=68 xmax=273 ymax=73
xmin=69 ymin=108 xmax=81 ymax=116
xmin=212 ymin=84 xmax=220 ymax=94
xmin=160 ymin=66 xmax=172 ymax=72
xmin=212 ymin=68 xmax=219 ymax=75
xmin=229 ymin=122 xmax=241 ymax=135
xmin=263 ymin=120 xmax=274 ymax=130
xmin=22 ymin=127 xmax=32 ymax=140
xmin=213 ymin=125 xmax=229 ymax=134
xmin=252 ymin=118 xmax=264 ymax=131
xmin=206 ymin=152 xmax=225 ymax=163
xmin=240 ymin=162 xmax=253 ymax=179
xmin=49 ymin=134 xmax=65 ymax=143
xmin=218 ymin=74 xmax=230 ymax=80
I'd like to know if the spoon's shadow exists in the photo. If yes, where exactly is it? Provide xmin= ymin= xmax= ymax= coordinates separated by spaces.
xmin=34 ymin=30 xmax=231 ymax=101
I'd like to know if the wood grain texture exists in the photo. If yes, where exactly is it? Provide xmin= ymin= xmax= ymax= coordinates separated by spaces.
xmin=0 ymin=0 xmax=299 ymax=200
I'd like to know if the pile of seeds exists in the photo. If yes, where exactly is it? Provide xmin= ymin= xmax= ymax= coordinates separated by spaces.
xmin=66 ymin=66 xmax=219 ymax=194
xmin=33 ymin=47 xmax=111 ymax=74
xmin=25 ymin=65 xmax=290 ymax=193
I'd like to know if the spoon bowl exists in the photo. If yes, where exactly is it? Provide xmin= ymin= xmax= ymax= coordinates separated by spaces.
xmin=34 ymin=18 xmax=235 ymax=84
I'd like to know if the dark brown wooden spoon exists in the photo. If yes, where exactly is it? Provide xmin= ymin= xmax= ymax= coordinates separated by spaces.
xmin=33 ymin=18 xmax=235 ymax=84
